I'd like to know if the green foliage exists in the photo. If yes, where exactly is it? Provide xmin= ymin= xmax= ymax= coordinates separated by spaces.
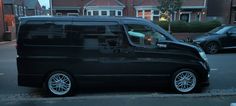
xmin=157 ymin=0 xmax=183 ymax=14
xmin=156 ymin=20 xmax=222 ymax=33
xmin=171 ymin=21 xmax=189 ymax=33
xmin=156 ymin=21 xmax=169 ymax=30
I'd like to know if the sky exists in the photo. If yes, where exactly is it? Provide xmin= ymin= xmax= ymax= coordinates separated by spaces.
xmin=38 ymin=0 xmax=50 ymax=9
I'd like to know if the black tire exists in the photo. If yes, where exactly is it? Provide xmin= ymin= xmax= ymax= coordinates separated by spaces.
xmin=205 ymin=42 xmax=219 ymax=54
xmin=44 ymin=71 xmax=75 ymax=97
xmin=172 ymin=69 xmax=199 ymax=93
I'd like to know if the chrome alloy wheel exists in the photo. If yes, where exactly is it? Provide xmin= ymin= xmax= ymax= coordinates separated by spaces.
xmin=174 ymin=71 xmax=197 ymax=93
xmin=48 ymin=73 xmax=72 ymax=96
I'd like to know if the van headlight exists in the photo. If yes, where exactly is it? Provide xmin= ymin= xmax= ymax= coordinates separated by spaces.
xmin=199 ymin=52 xmax=208 ymax=62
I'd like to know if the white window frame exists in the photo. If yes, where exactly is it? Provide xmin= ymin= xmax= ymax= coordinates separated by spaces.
xmin=136 ymin=9 xmax=160 ymax=21
xmin=196 ymin=13 xmax=201 ymax=21
xmin=67 ymin=13 xmax=79 ymax=16
xmin=14 ymin=5 xmax=18 ymax=16
xmin=92 ymin=10 xmax=99 ymax=16
xmin=100 ymin=10 xmax=108 ymax=16
xmin=87 ymin=10 xmax=93 ymax=16
xmin=179 ymin=12 xmax=191 ymax=22
xmin=24 ymin=7 xmax=26 ymax=16
xmin=86 ymin=10 xmax=123 ymax=16
xmin=116 ymin=10 xmax=122 ymax=16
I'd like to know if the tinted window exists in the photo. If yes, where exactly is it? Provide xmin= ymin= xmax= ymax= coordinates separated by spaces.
xmin=71 ymin=22 xmax=123 ymax=50
xmin=19 ymin=21 xmax=72 ymax=45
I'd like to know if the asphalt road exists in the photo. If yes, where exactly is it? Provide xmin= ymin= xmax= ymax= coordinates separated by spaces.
xmin=0 ymin=42 xmax=236 ymax=106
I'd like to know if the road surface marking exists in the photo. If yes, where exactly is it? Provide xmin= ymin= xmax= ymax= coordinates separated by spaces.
xmin=0 ymin=73 xmax=4 ymax=76
xmin=231 ymin=103 xmax=236 ymax=106
xmin=210 ymin=68 xmax=218 ymax=71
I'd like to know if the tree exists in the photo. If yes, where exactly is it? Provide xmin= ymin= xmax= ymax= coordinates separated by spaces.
xmin=157 ymin=0 xmax=183 ymax=33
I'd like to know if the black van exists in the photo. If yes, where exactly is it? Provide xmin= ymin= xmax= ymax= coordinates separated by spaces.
xmin=17 ymin=16 xmax=210 ymax=96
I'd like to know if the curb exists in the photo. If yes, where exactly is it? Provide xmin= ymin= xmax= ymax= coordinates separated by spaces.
xmin=1 ymin=90 xmax=236 ymax=102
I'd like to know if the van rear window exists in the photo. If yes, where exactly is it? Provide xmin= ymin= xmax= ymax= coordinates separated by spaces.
xmin=19 ymin=21 xmax=72 ymax=45
xmin=18 ymin=21 xmax=123 ymax=47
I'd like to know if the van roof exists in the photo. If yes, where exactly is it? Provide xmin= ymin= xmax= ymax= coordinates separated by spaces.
xmin=19 ymin=16 xmax=148 ymax=23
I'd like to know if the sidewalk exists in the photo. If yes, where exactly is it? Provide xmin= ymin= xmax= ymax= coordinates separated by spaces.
xmin=0 ymin=40 xmax=16 ymax=45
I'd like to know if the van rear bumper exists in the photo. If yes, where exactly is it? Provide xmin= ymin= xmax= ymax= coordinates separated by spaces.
xmin=18 ymin=74 xmax=44 ymax=88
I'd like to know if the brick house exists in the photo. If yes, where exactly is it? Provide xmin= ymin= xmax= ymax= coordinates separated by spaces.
xmin=0 ymin=0 xmax=4 ymax=40
xmin=24 ymin=0 xmax=43 ymax=16
xmin=207 ymin=0 xmax=236 ymax=24
xmin=3 ymin=0 xmax=25 ymax=39
xmin=52 ymin=0 xmax=207 ymax=22
xmin=52 ymin=0 xmax=85 ymax=16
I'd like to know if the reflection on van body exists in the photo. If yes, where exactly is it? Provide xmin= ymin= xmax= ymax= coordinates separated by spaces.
xmin=17 ymin=16 xmax=210 ymax=96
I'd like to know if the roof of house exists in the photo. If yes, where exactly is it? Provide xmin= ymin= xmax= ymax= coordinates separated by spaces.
xmin=133 ymin=0 xmax=159 ymax=6
xmin=134 ymin=0 xmax=206 ymax=8
xmin=3 ymin=0 xmax=13 ymax=4
xmin=85 ymin=0 xmax=125 ymax=7
xmin=233 ymin=0 xmax=236 ymax=6
xmin=52 ymin=0 xmax=81 ymax=7
xmin=182 ymin=0 xmax=206 ymax=7
xmin=53 ymin=0 xmax=206 ymax=8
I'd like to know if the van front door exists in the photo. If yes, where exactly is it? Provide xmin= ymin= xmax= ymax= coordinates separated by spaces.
xmin=121 ymin=23 xmax=171 ymax=84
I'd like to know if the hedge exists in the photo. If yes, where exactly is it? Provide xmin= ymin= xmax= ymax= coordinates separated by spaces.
xmin=156 ymin=20 xmax=222 ymax=33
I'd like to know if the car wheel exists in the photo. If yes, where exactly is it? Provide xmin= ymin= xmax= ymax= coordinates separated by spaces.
xmin=45 ymin=71 xmax=75 ymax=96
xmin=172 ymin=69 xmax=198 ymax=93
xmin=205 ymin=42 xmax=219 ymax=54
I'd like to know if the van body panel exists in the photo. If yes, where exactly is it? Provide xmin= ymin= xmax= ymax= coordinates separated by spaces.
xmin=17 ymin=16 xmax=209 ymax=89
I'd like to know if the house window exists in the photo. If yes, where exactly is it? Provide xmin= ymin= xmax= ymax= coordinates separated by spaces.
xmin=195 ymin=13 xmax=201 ymax=21
xmin=153 ymin=10 xmax=160 ymax=22
xmin=117 ymin=11 xmax=122 ymax=16
xmin=87 ymin=10 xmax=122 ymax=16
xmin=93 ymin=11 xmax=99 ymax=16
xmin=19 ymin=6 xmax=24 ymax=16
xmin=101 ymin=11 xmax=107 ymax=16
xmin=234 ymin=12 xmax=236 ymax=22
xmin=144 ymin=10 xmax=151 ymax=20
xmin=56 ymin=13 xmax=62 ymax=16
xmin=136 ymin=10 xmax=160 ymax=21
xmin=110 ymin=11 xmax=116 ymax=16
xmin=137 ymin=10 xmax=142 ymax=18
xmin=88 ymin=11 xmax=92 ymax=16
xmin=180 ymin=13 xmax=191 ymax=22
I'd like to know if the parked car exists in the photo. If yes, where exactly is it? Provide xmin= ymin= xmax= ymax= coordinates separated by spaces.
xmin=17 ymin=16 xmax=210 ymax=96
xmin=193 ymin=25 xmax=236 ymax=54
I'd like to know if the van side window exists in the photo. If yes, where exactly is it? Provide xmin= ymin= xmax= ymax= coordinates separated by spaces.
xmin=20 ymin=21 xmax=72 ymax=45
xmin=125 ymin=24 xmax=166 ymax=47
xmin=71 ymin=22 xmax=122 ymax=50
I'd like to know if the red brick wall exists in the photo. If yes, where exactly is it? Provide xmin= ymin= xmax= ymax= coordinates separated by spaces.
xmin=0 ymin=0 xmax=4 ymax=40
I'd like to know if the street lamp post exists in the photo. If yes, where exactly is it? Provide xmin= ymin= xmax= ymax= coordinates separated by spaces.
xmin=50 ymin=0 xmax=53 ymax=16
xmin=229 ymin=0 xmax=233 ymax=24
